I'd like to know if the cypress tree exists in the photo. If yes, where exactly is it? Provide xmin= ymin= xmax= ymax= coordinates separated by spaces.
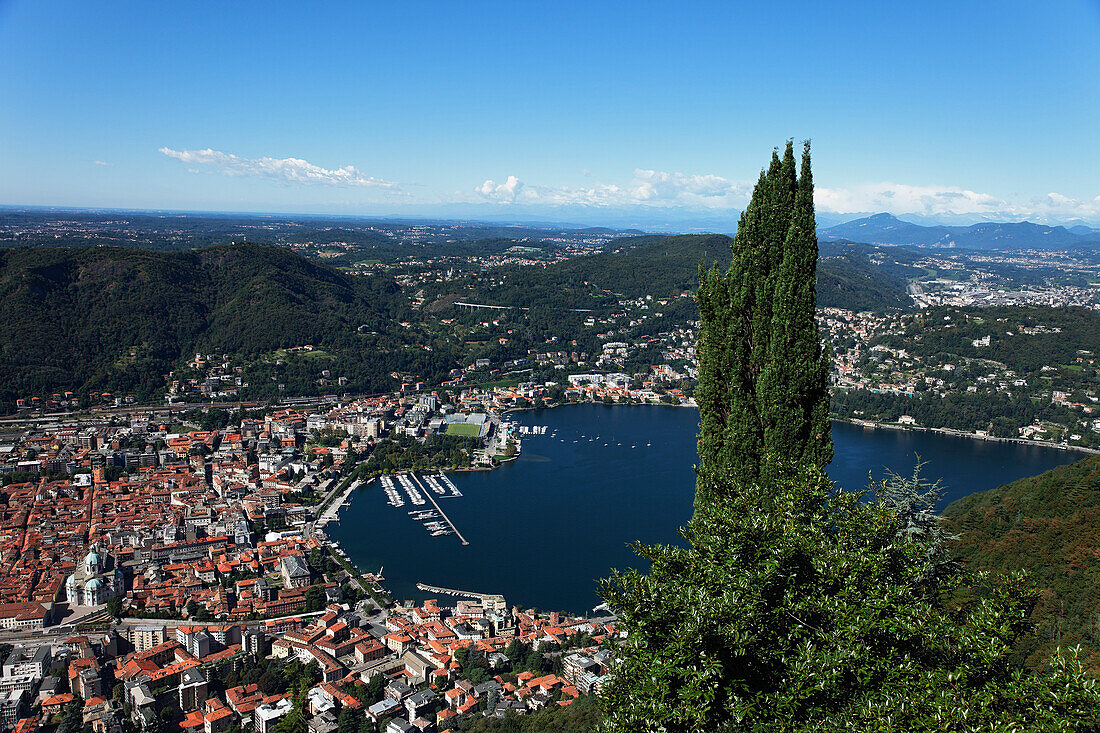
xmin=599 ymin=143 xmax=1100 ymax=732
xmin=695 ymin=140 xmax=831 ymax=501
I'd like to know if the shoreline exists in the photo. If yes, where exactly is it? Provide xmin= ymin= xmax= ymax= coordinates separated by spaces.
xmin=838 ymin=417 xmax=1100 ymax=455
xmin=510 ymin=400 xmax=1100 ymax=456
xmin=324 ymin=403 xmax=1091 ymax=614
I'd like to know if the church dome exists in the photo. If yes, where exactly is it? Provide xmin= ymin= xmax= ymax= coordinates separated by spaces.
xmin=85 ymin=578 xmax=103 ymax=591
xmin=84 ymin=551 xmax=102 ymax=572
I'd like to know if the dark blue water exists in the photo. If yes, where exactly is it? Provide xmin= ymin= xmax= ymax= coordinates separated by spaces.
xmin=328 ymin=405 xmax=1082 ymax=614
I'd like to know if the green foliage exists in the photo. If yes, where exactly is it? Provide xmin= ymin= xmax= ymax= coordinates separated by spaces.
xmin=363 ymin=673 xmax=386 ymax=704
xmin=361 ymin=434 xmax=479 ymax=473
xmin=304 ymin=584 xmax=326 ymax=612
xmin=601 ymin=465 xmax=1100 ymax=731
xmin=257 ymin=669 xmax=281 ymax=695
xmin=833 ymin=304 xmax=1100 ymax=444
xmin=881 ymin=305 xmax=1100 ymax=378
xmin=273 ymin=710 xmax=308 ymax=733
xmin=338 ymin=705 xmax=364 ymax=733
xmin=599 ymin=144 xmax=1100 ymax=731
xmin=454 ymin=642 xmax=492 ymax=684
xmin=816 ymin=250 xmax=911 ymax=311
xmin=458 ymin=693 xmax=600 ymax=732
xmin=429 ymin=234 xmax=909 ymax=315
xmin=694 ymin=141 xmax=832 ymax=499
xmin=944 ymin=454 xmax=1100 ymax=673
xmin=56 ymin=696 xmax=85 ymax=733
xmin=0 ymin=243 xmax=457 ymax=408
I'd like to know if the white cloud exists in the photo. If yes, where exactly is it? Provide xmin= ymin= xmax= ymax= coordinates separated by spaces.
xmin=814 ymin=182 xmax=1100 ymax=223
xmin=1023 ymin=192 xmax=1100 ymax=222
xmin=158 ymin=147 xmax=397 ymax=188
xmin=629 ymin=169 xmax=741 ymax=203
xmin=475 ymin=175 xmax=525 ymax=202
xmin=93 ymin=160 xmax=110 ymax=167
xmin=814 ymin=183 xmax=1006 ymax=217
xmin=470 ymin=171 xmax=1100 ymax=224
xmin=473 ymin=168 xmax=751 ymax=209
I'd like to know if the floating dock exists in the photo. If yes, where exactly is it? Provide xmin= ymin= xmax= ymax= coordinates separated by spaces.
xmin=438 ymin=473 xmax=462 ymax=497
xmin=410 ymin=473 xmax=469 ymax=545
xmin=396 ymin=473 xmax=425 ymax=505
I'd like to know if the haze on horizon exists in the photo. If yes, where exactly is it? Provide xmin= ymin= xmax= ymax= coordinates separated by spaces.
xmin=2 ymin=1 xmax=1099 ymax=229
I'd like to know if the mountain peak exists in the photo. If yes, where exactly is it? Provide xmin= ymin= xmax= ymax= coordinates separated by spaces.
xmin=820 ymin=214 xmax=1090 ymax=250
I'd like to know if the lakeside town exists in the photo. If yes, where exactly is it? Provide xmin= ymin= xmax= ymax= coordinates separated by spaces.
xmin=0 ymin=387 xmax=628 ymax=732
xmin=5 ymin=215 xmax=1100 ymax=730
xmin=3 ymin=306 xmax=1097 ymax=729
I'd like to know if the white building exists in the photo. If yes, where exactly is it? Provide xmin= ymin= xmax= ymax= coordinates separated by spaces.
xmin=65 ymin=547 xmax=123 ymax=607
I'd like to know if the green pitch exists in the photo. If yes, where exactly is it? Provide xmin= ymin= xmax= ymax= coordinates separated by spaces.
xmin=445 ymin=423 xmax=482 ymax=437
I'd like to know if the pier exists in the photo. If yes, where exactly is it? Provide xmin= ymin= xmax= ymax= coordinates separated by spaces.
xmin=415 ymin=583 xmax=506 ymax=613
xmin=410 ymin=474 xmax=470 ymax=546
xmin=316 ymin=477 xmax=364 ymax=526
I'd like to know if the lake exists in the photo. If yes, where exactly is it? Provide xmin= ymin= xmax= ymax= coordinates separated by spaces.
xmin=327 ymin=405 xmax=1082 ymax=614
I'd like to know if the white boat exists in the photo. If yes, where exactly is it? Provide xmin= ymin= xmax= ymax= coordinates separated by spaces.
xmin=396 ymin=473 xmax=425 ymax=505
xmin=381 ymin=475 xmax=406 ymax=507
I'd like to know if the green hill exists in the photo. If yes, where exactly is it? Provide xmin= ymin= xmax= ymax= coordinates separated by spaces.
xmin=816 ymin=250 xmax=911 ymax=311
xmin=0 ymin=243 xmax=450 ymax=407
xmin=943 ymin=453 xmax=1100 ymax=671
xmin=426 ymin=234 xmax=912 ymax=312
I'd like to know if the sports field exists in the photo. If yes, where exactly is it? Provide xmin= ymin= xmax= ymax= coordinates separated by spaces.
xmin=445 ymin=423 xmax=482 ymax=437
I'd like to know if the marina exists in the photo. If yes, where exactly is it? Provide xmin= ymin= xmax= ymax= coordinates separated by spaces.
xmin=380 ymin=475 xmax=405 ymax=507
xmin=371 ymin=472 xmax=471 ymax=544
xmin=396 ymin=473 xmax=425 ymax=505
xmin=410 ymin=473 xmax=470 ymax=545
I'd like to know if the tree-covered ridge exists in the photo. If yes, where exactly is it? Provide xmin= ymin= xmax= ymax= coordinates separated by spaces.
xmin=875 ymin=305 xmax=1100 ymax=375
xmin=829 ymin=304 xmax=1100 ymax=443
xmin=943 ymin=453 xmax=1100 ymax=673
xmin=816 ymin=249 xmax=912 ymax=311
xmin=0 ymin=243 xmax=454 ymax=406
xmin=421 ymin=232 xmax=912 ymax=313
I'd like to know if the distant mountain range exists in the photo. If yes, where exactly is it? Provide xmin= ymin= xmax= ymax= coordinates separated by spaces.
xmin=820 ymin=213 xmax=1100 ymax=250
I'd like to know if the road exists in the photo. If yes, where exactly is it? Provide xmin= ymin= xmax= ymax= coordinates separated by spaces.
xmin=0 ymin=609 xmax=336 ymax=647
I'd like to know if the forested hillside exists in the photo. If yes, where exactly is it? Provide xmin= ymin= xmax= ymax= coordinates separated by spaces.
xmin=425 ymin=234 xmax=913 ymax=312
xmin=0 ymin=233 xmax=915 ymax=411
xmin=0 ymin=243 xmax=454 ymax=407
xmin=596 ymin=234 xmax=914 ymax=310
xmin=832 ymin=305 xmax=1100 ymax=431
xmin=943 ymin=454 xmax=1100 ymax=672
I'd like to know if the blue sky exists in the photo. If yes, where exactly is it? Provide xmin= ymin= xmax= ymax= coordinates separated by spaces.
xmin=2 ymin=1 xmax=1099 ymax=227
